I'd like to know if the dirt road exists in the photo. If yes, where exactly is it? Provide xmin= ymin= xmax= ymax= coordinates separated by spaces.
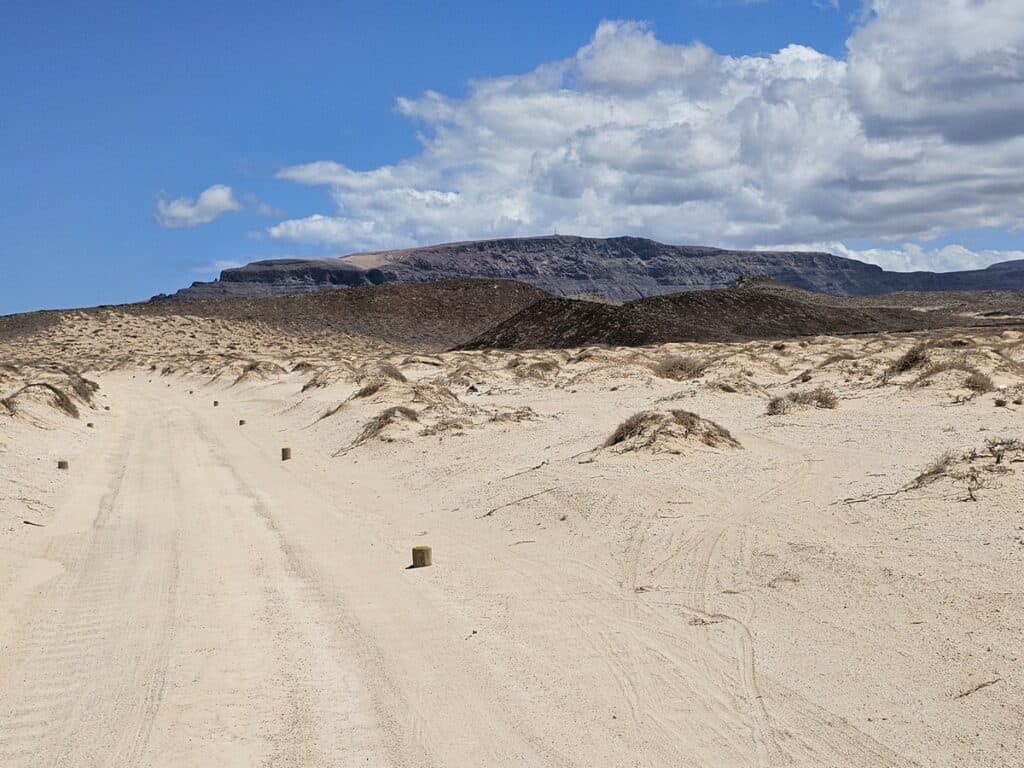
xmin=0 ymin=370 xmax=1020 ymax=766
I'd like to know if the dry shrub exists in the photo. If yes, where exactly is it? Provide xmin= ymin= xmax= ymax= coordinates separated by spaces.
xmin=569 ymin=347 xmax=608 ymax=364
xmin=367 ymin=362 xmax=406 ymax=383
xmin=354 ymin=380 xmax=385 ymax=399
xmin=904 ymin=440 xmax=1023 ymax=500
xmin=353 ymin=406 xmax=419 ymax=446
xmin=2 ymin=383 xmax=80 ymax=418
xmin=446 ymin=363 xmax=485 ymax=387
xmin=986 ymin=437 xmax=1024 ymax=465
xmin=888 ymin=344 xmax=930 ymax=375
xmin=605 ymin=412 xmax=659 ymax=447
xmin=62 ymin=368 xmax=99 ymax=403
xmin=401 ymin=355 xmax=444 ymax=367
xmin=233 ymin=360 xmax=287 ymax=385
xmin=513 ymin=359 xmax=559 ymax=380
xmin=604 ymin=409 xmax=740 ymax=452
xmin=964 ymin=370 xmax=996 ymax=393
xmin=821 ymin=352 xmax=858 ymax=367
xmin=911 ymin=357 xmax=977 ymax=387
xmin=302 ymin=370 xmax=333 ymax=392
xmin=767 ymin=386 xmax=838 ymax=415
xmin=411 ymin=382 xmax=460 ymax=409
xmin=489 ymin=406 xmax=537 ymax=423
xmin=419 ymin=416 xmax=473 ymax=436
xmin=650 ymin=354 xmax=708 ymax=381
xmin=316 ymin=403 xmax=345 ymax=422
xmin=910 ymin=452 xmax=956 ymax=489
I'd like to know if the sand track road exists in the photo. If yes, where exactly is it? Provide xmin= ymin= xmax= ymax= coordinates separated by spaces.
xmin=1 ymin=369 xmax=1020 ymax=766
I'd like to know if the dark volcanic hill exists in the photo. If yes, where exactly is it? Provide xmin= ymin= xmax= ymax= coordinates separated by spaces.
xmin=459 ymin=278 xmax=1024 ymax=350
xmin=129 ymin=279 xmax=549 ymax=350
xmin=156 ymin=235 xmax=1024 ymax=303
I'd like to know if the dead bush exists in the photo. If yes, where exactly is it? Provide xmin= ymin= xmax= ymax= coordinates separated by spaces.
xmin=888 ymin=344 xmax=930 ymax=375
xmin=352 ymin=406 xmax=419 ymax=446
xmin=605 ymin=412 xmax=659 ymax=447
xmin=910 ymin=452 xmax=956 ymax=489
xmin=650 ymin=354 xmax=708 ymax=381
xmin=964 ymin=371 xmax=996 ymax=393
xmin=376 ymin=363 xmax=407 ymax=382
xmin=353 ymin=380 xmax=385 ymax=399
xmin=604 ymin=410 xmax=739 ymax=451
xmin=767 ymin=387 xmax=838 ymax=415
xmin=986 ymin=438 xmax=1024 ymax=465
xmin=2 ymin=383 xmax=80 ymax=418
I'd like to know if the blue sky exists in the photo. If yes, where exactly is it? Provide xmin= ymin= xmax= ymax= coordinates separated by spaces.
xmin=2 ymin=1 xmax=1023 ymax=313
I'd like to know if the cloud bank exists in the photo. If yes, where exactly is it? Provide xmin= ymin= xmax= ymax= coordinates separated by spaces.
xmin=270 ymin=1 xmax=1024 ymax=270
xmin=155 ymin=184 xmax=241 ymax=229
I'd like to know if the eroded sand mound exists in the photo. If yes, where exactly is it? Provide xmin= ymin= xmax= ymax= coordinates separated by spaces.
xmin=0 ymin=362 xmax=99 ymax=421
xmin=603 ymin=409 xmax=741 ymax=454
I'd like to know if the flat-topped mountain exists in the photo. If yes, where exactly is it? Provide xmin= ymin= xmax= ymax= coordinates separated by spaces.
xmin=154 ymin=235 xmax=1024 ymax=302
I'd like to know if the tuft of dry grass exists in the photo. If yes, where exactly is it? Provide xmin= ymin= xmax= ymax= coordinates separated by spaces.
xmin=767 ymin=386 xmax=838 ymax=415
xmin=820 ymin=352 xmax=858 ymax=367
xmin=512 ymin=359 xmax=560 ymax=380
xmin=2 ymin=383 xmax=81 ymax=418
xmin=419 ymin=416 xmax=473 ymax=436
xmin=604 ymin=409 xmax=739 ymax=451
xmin=888 ymin=343 xmax=930 ymax=376
xmin=911 ymin=357 xmax=984 ymax=389
xmin=353 ymin=380 xmax=385 ymax=399
xmin=488 ymin=406 xmax=537 ymax=423
xmin=61 ymin=367 xmax=99 ymax=403
xmin=352 ymin=406 xmax=419 ymax=446
xmin=605 ymin=412 xmax=657 ymax=447
xmin=650 ymin=354 xmax=708 ymax=381
xmin=376 ymin=362 xmax=408 ymax=382
xmin=909 ymin=452 xmax=957 ymax=489
xmin=964 ymin=370 xmax=996 ymax=393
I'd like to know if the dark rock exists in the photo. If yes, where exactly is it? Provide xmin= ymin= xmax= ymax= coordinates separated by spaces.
xmin=153 ymin=235 xmax=1024 ymax=302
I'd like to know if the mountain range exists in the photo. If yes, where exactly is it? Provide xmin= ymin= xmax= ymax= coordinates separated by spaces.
xmin=154 ymin=235 xmax=1024 ymax=302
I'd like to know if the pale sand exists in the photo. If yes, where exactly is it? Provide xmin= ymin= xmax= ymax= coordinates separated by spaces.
xmin=1 ymin=318 xmax=1022 ymax=766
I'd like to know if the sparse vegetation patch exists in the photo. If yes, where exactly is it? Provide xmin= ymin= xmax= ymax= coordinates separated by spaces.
xmin=767 ymin=387 xmax=838 ymax=415
xmin=604 ymin=409 xmax=740 ymax=453
xmin=650 ymin=354 xmax=708 ymax=381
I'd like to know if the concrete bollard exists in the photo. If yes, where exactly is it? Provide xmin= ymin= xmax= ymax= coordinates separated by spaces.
xmin=281 ymin=447 xmax=291 ymax=461
xmin=57 ymin=460 xmax=69 ymax=470
xmin=239 ymin=419 xmax=246 ymax=426
xmin=411 ymin=545 xmax=432 ymax=568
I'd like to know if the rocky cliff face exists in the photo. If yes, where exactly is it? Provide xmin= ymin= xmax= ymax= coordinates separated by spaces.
xmin=153 ymin=235 xmax=1024 ymax=302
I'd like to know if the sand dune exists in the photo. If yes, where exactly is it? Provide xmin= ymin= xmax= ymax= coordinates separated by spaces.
xmin=1 ymin=314 xmax=1022 ymax=766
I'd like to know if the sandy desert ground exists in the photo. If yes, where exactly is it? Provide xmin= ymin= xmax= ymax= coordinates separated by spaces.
xmin=1 ymin=309 xmax=1023 ymax=766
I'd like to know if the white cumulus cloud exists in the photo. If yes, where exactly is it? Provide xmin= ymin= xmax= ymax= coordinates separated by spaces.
xmin=155 ymin=184 xmax=241 ymax=229
xmin=268 ymin=4 xmax=1024 ymax=270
